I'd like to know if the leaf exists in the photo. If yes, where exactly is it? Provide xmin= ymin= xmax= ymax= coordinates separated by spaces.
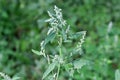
xmin=64 ymin=39 xmax=72 ymax=43
xmin=64 ymin=63 xmax=73 ymax=71
xmin=73 ymin=59 xmax=88 ymax=69
xmin=12 ymin=77 xmax=20 ymax=80
xmin=69 ymin=31 xmax=86 ymax=39
xmin=61 ymin=29 xmax=67 ymax=41
xmin=32 ymin=49 xmax=41 ymax=55
xmin=44 ymin=31 xmax=56 ymax=47
xmin=115 ymin=69 xmax=120 ymax=80
xmin=73 ymin=47 xmax=83 ymax=55
xmin=42 ymin=62 xmax=57 ymax=79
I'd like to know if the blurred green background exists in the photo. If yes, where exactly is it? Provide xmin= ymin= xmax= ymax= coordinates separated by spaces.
xmin=0 ymin=0 xmax=120 ymax=80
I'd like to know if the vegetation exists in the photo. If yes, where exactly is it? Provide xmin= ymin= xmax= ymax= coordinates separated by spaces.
xmin=0 ymin=0 xmax=120 ymax=80
xmin=115 ymin=69 xmax=120 ymax=80
xmin=32 ymin=5 xmax=86 ymax=80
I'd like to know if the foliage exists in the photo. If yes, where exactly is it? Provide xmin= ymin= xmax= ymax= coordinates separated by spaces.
xmin=115 ymin=69 xmax=120 ymax=80
xmin=32 ymin=6 xmax=86 ymax=80
xmin=0 ymin=0 xmax=120 ymax=80
xmin=0 ymin=72 xmax=20 ymax=80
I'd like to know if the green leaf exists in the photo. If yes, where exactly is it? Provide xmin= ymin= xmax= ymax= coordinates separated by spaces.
xmin=64 ymin=63 xmax=73 ymax=71
xmin=61 ymin=29 xmax=67 ymax=40
xmin=64 ymin=39 xmax=72 ymax=43
xmin=12 ymin=77 xmax=20 ymax=80
xmin=32 ymin=49 xmax=41 ymax=55
xmin=44 ymin=31 xmax=56 ymax=47
xmin=69 ymin=31 xmax=85 ymax=39
xmin=73 ymin=59 xmax=88 ymax=69
xmin=115 ymin=69 xmax=120 ymax=80
xmin=42 ymin=62 xmax=57 ymax=79
xmin=72 ymin=47 xmax=83 ymax=55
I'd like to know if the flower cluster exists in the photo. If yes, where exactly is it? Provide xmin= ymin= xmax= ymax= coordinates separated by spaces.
xmin=45 ymin=5 xmax=66 ymax=29
xmin=77 ymin=31 xmax=86 ymax=48
xmin=0 ymin=72 xmax=11 ymax=80
xmin=40 ymin=5 xmax=69 ymax=57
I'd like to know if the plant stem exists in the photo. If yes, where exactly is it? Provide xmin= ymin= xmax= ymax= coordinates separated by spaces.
xmin=56 ymin=36 xmax=62 ymax=80
xmin=59 ymin=37 xmax=62 ymax=57
xmin=56 ymin=64 xmax=60 ymax=80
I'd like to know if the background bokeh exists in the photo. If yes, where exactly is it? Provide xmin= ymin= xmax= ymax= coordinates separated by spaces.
xmin=0 ymin=0 xmax=120 ymax=80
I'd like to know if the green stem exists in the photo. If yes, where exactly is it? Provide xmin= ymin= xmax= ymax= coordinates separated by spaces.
xmin=56 ymin=36 xmax=62 ymax=80
xmin=56 ymin=64 xmax=60 ymax=80
xmin=59 ymin=37 xmax=62 ymax=57
xmin=59 ymin=46 xmax=62 ymax=57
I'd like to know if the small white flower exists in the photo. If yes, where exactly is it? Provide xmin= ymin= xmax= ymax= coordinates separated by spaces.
xmin=45 ymin=18 xmax=53 ymax=22
xmin=40 ymin=41 xmax=45 ymax=47
xmin=47 ymin=28 xmax=54 ymax=35
xmin=0 ymin=72 xmax=11 ymax=80
xmin=47 ymin=11 xmax=53 ymax=18
xmin=78 ymin=31 xmax=86 ymax=48
xmin=66 ymin=25 xmax=70 ymax=33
